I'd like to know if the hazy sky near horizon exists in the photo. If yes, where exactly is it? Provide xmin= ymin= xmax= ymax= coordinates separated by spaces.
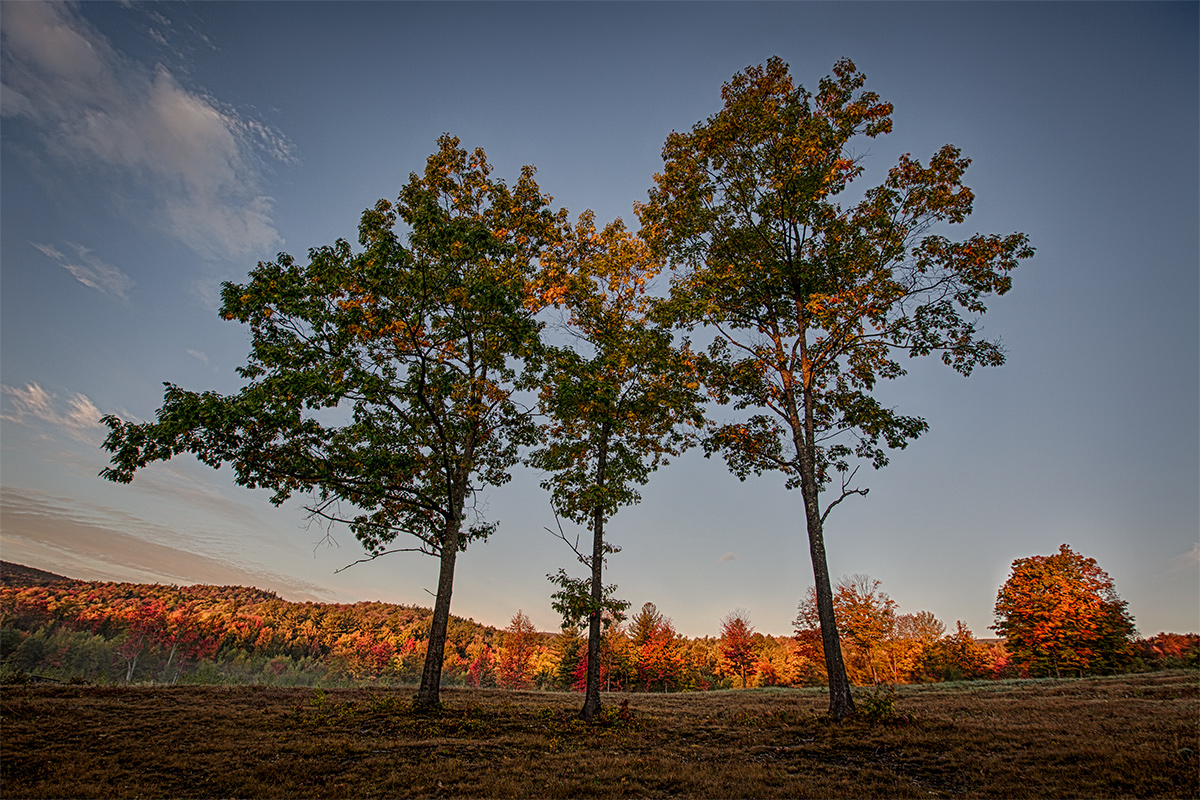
xmin=2 ymin=1 xmax=1197 ymax=639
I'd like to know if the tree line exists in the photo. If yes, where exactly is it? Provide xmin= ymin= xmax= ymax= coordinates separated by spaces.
xmin=94 ymin=55 xmax=1043 ymax=720
xmin=3 ymin=557 xmax=1193 ymax=689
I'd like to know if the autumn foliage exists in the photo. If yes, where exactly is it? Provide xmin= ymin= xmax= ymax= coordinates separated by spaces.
xmin=993 ymin=544 xmax=1136 ymax=677
xmin=1 ymin=561 xmax=1189 ymax=691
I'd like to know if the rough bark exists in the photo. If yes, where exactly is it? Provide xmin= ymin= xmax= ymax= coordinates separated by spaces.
xmin=581 ymin=512 xmax=604 ymax=720
xmin=414 ymin=535 xmax=459 ymax=710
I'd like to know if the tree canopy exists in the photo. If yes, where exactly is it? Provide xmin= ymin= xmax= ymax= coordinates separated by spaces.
xmin=994 ymin=544 xmax=1136 ymax=677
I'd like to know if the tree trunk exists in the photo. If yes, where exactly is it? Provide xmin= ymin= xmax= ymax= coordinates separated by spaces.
xmin=581 ymin=513 xmax=604 ymax=720
xmin=163 ymin=640 xmax=178 ymax=682
xmin=804 ymin=513 xmax=855 ymax=718
xmin=795 ymin=334 xmax=855 ymax=720
xmin=581 ymin=426 xmax=610 ymax=722
xmin=414 ymin=502 xmax=464 ymax=711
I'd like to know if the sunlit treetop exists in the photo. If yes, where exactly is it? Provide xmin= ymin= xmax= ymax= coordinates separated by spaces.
xmin=640 ymin=56 xmax=1035 ymax=494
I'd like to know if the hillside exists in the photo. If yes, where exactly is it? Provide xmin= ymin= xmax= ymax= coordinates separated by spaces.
xmin=0 ymin=562 xmax=515 ymax=688
xmin=0 ymin=561 xmax=73 ymax=587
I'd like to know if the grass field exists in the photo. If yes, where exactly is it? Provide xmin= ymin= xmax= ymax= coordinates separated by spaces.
xmin=2 ymin=671 xmax=1196 ymax=798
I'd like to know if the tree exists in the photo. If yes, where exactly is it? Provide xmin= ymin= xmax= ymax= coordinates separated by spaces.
xmin=918 ymin=621 xmax=989 ymax=681
xmin=553 ymin=625 xmax=584 ymax=691
xmin=532 ymin=212 xmax=704 ymax=720
xmin=629 ymin=603 xmax=685 ymax=692
xmin=496 ymin=610 xmax=538 ymax=690
xmin=466 ymin=643 xmax=496 ymax=688
xmin=890 ymin=610 xmax=945 ymax=682
xmin=718 ymin=609 xmax=757 ymax=688
xmin=833 ymin=575 xmax=896 ymax=685
xmin=99 ymin=134 xmax=562 ymax=709
xmin=640 ymin=57 xmax=1033 ymax=719
xmin=794 ymin=574 xmax=897 ymax=686
xmin=993 ymin=544 xmax=1136 ymax=677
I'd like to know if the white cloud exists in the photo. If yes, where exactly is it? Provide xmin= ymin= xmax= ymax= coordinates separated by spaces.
xmin=0 ymin=382 xmax=103 ymax=442
xmin=1175 ymin=542 xmax=1200 ymax=572
xmin=717 ymin=552 xmax=739 ymax=563
xmin=1 ymin=2 xmax=295 ymax=261
xmin=186 ymin=349 xmax=217 ymax=372
xmin=31 ymin=241 xmax=134 ymax=302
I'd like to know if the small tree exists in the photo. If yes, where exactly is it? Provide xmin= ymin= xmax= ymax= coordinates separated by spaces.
xmin=532 ymin=213 xmax=703 ymax=720
xmin=834 ymin=575 xmax=897 ymax=685
xmin=497 ymin=610 xmax=538 ymax=690
xmin=467 ymin=644 xmax=496 ymax=688
xmin=554 ymin=625 xmax=585 ymax=690
xmin=641 ymin=57 xmax=1033 ymax=719
xmin=629 ymin=604 xmax=685 ymax=692
xmin=718 ymin=609 xmax=757 ymax=688
xmin=994 ymin=544 xmax=1135 ymax=677
xmin=100 ymin=135 xmax=562 ymax=710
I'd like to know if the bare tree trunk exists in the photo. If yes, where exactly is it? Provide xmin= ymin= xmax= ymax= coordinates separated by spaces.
xmin=581 ymin=427 xmax=609 ymax=722
xmin=795 ymin=333 xmax=856 ymax=721
xmin=414 ymin=481 xmax=465 ymax=711
xmin=581 ymin=512 xmax=604 ymax=720
xmin=804 ymin=512 xmax=856 ymax=719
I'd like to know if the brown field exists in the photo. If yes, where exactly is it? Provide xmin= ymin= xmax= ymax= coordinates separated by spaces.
xmin=1 ymin=671 xmax=1196 ymax=799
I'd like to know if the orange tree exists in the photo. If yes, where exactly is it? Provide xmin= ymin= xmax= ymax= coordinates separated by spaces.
xmin=99 ymin=135 xmax=562 ymax=710
xmin=832 ymin=575 xmax=896 ymax=686
xmin=640 ymin=57 xmax=1034 ymax=719
xmin=718 ymin=609 xmax=757 ymax=688
xmin=993 ymin=544 xmax=1136 ymax=677
xmin=628 ymin=603 xmax=686 ymax=692
xmin=530 ymin=212 xmax=704 ymax=720
xmin=794 ymin=574 xmax=897 ymax=686
xmin=496 ymin=610 xmax=539 ymax=690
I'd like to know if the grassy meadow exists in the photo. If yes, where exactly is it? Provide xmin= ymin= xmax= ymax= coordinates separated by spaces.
xmin=1 ymin=670 xmax=1196 ymax=798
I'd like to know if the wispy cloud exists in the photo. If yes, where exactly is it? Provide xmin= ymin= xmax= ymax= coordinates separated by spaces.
xmin=186 ymin=349 xmax=217 ymax=372
xmin=1174 ymin=542 xmax=1200 ymax=572
xmin=31 ymin=241 xmax=134 ymax=302
xmin=1 ymin=2 xmax=295 ymax=261
xmin=717 ymin=552 xmax=739 ymax=563
xmin=0 ymin=488 xmax=331 ymax=601
xmin=0 ymin=382 xmax=103 ymax=442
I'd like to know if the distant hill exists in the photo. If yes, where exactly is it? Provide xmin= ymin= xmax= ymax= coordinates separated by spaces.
xmin=0 ymin=561 xmax=73 ymax=588
xmin=0 ymin=561 xmax=517 ymax=686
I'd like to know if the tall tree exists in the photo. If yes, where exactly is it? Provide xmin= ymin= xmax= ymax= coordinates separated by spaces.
xmin=640 ymin=57 xmax=1033 ymax=719
xmin=531 ymin=212 xmax=704 ymax=720
xmin=99 ymin=134 xmax=562 ymax=709
xmin=994 ymin=544 xmax=1135 ymax=677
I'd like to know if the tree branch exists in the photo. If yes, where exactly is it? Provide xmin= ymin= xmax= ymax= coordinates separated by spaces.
xmin=544 ymin=504 xmax=592 ymax=568
xmin=820 ymin=465 xmax=869 ymax=525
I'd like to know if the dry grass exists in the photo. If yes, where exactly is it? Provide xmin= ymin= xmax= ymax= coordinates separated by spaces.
xmin=2 ymin=671 xmax=1196 ymax=798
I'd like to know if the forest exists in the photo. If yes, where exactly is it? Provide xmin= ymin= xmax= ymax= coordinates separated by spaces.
xmin=2 ymin=562 xmax=1195 ymax=692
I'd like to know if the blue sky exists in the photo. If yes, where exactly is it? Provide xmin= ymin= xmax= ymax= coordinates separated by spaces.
xmin=2 ymin=1 xmax=1196 ymax=639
